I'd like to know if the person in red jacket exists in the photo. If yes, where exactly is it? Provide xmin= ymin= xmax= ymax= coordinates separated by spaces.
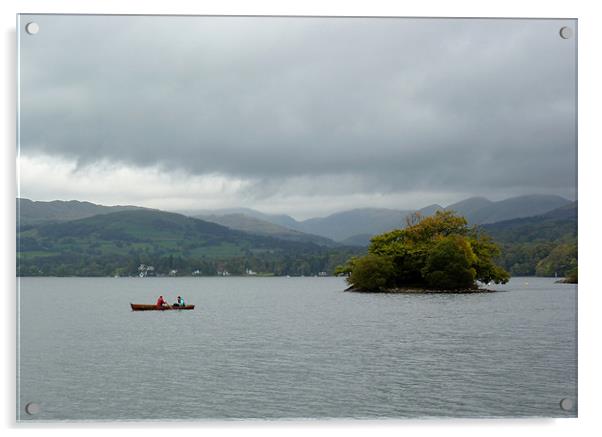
xmin=156 ymin=295 xmax=167 ymax=309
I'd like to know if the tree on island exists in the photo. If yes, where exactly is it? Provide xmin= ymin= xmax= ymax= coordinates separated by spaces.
xmin=335 ymin=211 xmax=510 ymax=292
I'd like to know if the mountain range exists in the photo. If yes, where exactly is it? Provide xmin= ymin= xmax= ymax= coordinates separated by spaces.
xmin=193 ymin=213 xmax=338 ymax=247
xmin=481 ymin=200 xmax=577 ymax=244
xmin=16 ymin=196 xmax=577 ymax=277
xmin=181 ymin=194 xmax=572 ymax=245
xmin=19 ymin=194 xmax=572 ymax=247
xmin=445 ymin=194 xmax=571 ymax=225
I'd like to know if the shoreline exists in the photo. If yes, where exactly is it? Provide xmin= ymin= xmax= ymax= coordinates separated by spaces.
xmin=344 ymin=285 xmax=497 ymax=294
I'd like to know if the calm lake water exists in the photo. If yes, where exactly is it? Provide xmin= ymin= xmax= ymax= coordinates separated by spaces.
xmin=17 ymin=276 xmax=577 ymax=421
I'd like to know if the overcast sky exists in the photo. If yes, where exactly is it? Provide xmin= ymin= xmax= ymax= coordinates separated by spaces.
xmin=18 ymin=15 xmax=576 ymax=219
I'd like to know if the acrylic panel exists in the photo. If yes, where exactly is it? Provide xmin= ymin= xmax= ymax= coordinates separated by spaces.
xmin=17 ymin=15 xmax=577 ymax=421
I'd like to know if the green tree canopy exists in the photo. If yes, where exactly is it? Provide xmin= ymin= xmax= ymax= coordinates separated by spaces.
xmin=340 ymin=211 xmax=510 ymax=291
xmin=347 ymin=254 xmax=395 ymax=292
xmin=422 ymin=235 xmax=477 ymax=290
xmin=535 ymin=241 xmax=577 ymax=277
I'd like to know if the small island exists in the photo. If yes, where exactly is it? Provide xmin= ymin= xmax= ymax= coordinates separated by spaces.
xmin=336 ymin=211 xmax=510 ymax=293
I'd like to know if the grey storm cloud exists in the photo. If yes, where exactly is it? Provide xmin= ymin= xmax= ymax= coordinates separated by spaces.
xmin=19 ymin=15 xmax=577 ymax=201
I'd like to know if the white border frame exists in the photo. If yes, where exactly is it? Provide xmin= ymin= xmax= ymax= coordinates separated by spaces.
xmin=3 ymin=1 xmax=600 ymax=436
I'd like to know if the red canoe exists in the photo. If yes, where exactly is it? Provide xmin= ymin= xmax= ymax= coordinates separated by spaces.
xmin=130 ymin=303 xmax=195 ymax=311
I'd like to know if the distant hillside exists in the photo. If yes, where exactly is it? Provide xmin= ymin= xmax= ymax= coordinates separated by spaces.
xmin=447 ymin=194 xmax=571 ymax=224
xmin=17 ymin=198 xmax=144 ymax=227
xmin=445 ymin=197 xmax=493 ymax=218
xmin=195 ymin=213 xmax=339 ymax=247
xmin=182 ymin=207 xmax=299 ymax=230
xmin=17 ymin=209 xmax=361 ymax=277
xmin=480 ymin=201 xmax=577 ymax=277
xmin=539 ymin=200 xmax=578 ymax=221
xmin=339 ymin=234 xmax=374 ymax=247
xmin=298 ymin=208 xmax=414 ymax=242
xmin=186 ymin=207 xmax=417 ymax=243
xmin=26 ymin=193 xmax=570 ymax=249
xmin=417 ymin=204 xmax=444 ymax=216
xmin=481 ymin=201 xmax=577 ymax=243
xmin=309 ymin=195 xmax=570 ymax=245
xmin=319 ymin=205 xmax=442 ymax=246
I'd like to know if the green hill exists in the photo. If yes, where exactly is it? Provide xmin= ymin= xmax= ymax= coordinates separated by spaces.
xmin=17 ymin=198 xmax=144 ymax=227
xmin=17 ymin=209 xmax=361 ymax=277
xmin=195 ymin=213 xmax=339 ymax=247
xmin=480 ymin=202 xmax=576 ymax=243
xmin=480 ymin=201 xmax=577 ymax=277
xmin=339 ymin=233 xmax=374 ymax=247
